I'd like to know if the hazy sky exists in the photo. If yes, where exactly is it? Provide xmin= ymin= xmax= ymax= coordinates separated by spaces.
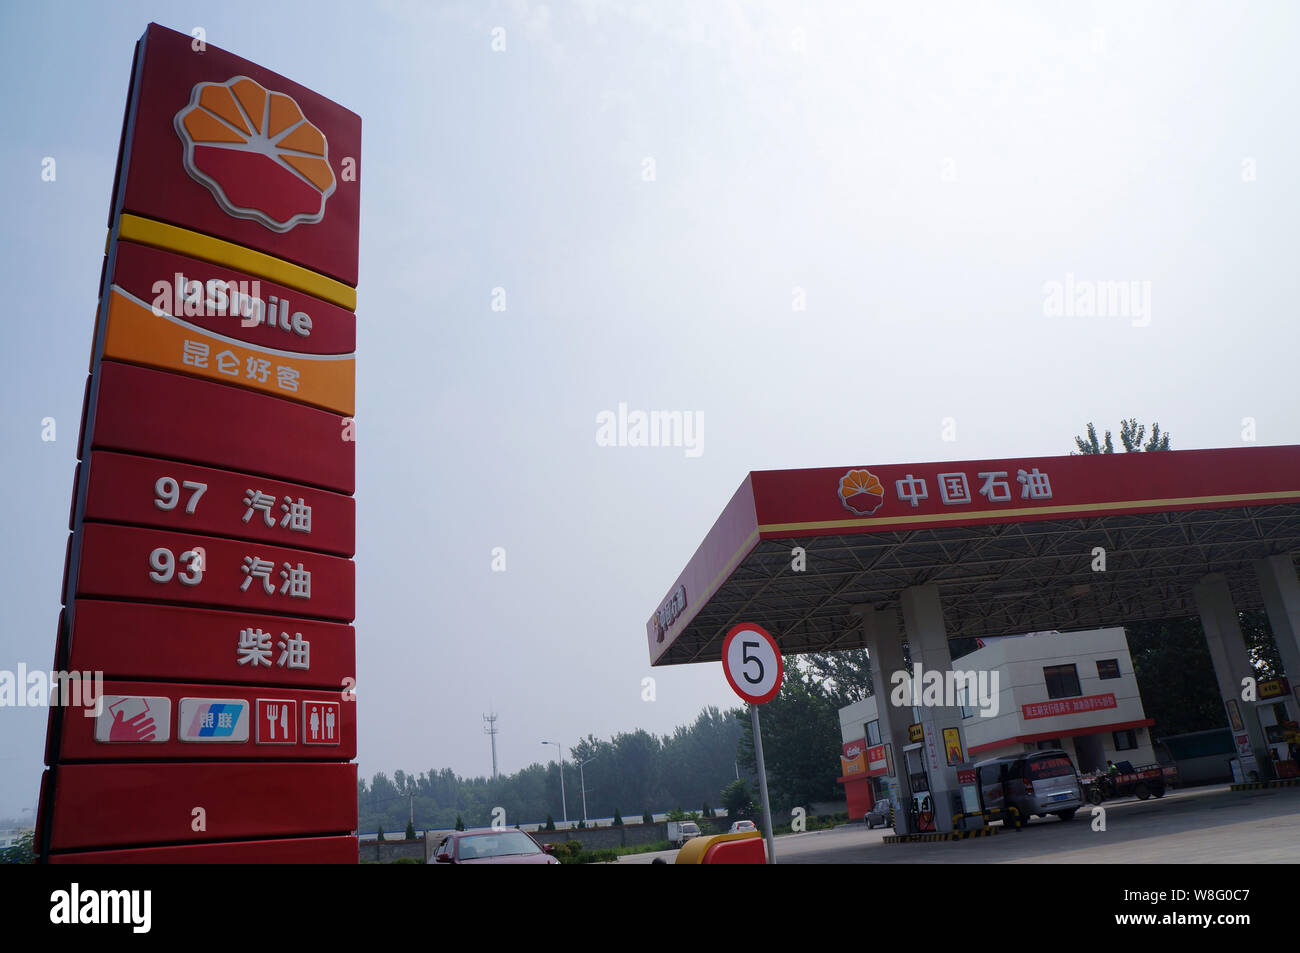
xmin=2 ymin=0 xmax=1298 ymax=819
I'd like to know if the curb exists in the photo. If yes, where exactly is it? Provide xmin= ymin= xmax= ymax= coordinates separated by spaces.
xmin=882 ymin=828 xmax=1002 ymax=844
xmin=1229 ymin=778 xmax=1300 ymax=792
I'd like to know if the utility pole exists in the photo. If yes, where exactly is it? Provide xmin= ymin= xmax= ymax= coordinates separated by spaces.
xmin=578 ymin=754 xmax=597 ymax=824
xmin=541 ymin=740 xmax=568 ymax=825
xmin=483 ymin=711 xmax=499 ymax=779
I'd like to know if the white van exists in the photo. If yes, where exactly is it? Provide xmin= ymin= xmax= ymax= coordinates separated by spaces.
xmin=976 ymin=749 xmax=1083 ymax=827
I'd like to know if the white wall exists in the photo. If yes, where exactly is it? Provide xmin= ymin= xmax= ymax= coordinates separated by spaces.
xmin=958 ymin=628 xmax=1153 ymax=761
xmin=839 ymin=696 xmax=879 ymax=745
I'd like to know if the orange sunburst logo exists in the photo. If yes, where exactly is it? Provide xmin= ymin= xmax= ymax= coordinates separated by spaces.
xmin=838 ymin=468 xmax=885 ymax=515
xmin=174 ymin=76 xmax=336 ymax=232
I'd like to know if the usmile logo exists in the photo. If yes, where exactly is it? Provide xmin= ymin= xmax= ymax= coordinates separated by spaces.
xmin=174 ymin=76 xmax=336 ymax=232
xmin=838 ymin=468 xmax=885 ymax=516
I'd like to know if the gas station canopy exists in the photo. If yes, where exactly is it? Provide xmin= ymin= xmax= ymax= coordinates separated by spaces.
xmin=647 ymin=446 xmax=1300 ymax=666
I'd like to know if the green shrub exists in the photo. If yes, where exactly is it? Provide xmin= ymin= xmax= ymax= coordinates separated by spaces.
xmin=551 ymin=840 xmax=585 ymax=863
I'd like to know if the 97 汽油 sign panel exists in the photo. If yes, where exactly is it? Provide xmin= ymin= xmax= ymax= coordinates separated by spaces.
xmin=83 ymin=451 xmax=355 ymax=556
xmin=116 ymin=24 xmax=361 ymax=286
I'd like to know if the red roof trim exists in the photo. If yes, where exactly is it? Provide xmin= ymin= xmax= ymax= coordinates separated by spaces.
xmin=967 ymin=718 xmax=1155 ymax=756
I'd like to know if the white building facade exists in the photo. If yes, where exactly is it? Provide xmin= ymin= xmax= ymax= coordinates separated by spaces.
xmin=959 ymin=627 xmax=1155 ymax=770
xmin=837 ymin=627 xmax=1159 ymax=818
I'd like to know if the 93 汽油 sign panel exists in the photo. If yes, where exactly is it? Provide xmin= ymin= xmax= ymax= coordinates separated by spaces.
xmin=90 ymin=361 xmax=355 ymax=494
xmin=75 ymin=524 xmax=355 ymax=622
xmin=117 ymin=24 xmax=361 ymax=286
xmin=67 ymin=599 xmax=355 ymax=690
xmin=46 ymin=761 xmax=357 ymax=851
xmin=82 ymin=451 xmax=355 ymax=556
xmin=59 ymin=681 xmax=355 ymax=760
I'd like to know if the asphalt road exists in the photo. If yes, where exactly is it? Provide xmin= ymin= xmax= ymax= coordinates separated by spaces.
xmin=616 ymin=784 xmax=1300 ymax=863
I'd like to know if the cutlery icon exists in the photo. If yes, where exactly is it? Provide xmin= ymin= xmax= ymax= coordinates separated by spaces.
xmin=267 ymin=703 xmax=279 ymax=740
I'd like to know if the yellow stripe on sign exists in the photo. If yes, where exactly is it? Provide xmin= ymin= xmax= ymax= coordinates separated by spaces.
xmin=102 ymin=286 xmax=356 ymax=416
xmin=115 ymin=214 xmax=357 ymax=311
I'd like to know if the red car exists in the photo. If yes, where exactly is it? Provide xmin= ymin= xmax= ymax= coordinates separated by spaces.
xmin=431 ymin=828 xmax=560 ymax=865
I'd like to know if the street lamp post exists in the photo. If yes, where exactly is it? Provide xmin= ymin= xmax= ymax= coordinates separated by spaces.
xmin=577 ymin=754 xmax=597 ymax=824
xmin=541 ymin=740 xmax=568 ymax=826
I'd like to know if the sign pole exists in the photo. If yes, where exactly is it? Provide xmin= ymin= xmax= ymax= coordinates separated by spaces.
xmin=750 ymin=702 xmax=777 ymax=865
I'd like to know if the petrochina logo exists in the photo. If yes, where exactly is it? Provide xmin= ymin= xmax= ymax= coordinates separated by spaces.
xmin=838 ymin=468 xmax=885 ymax=515
xmin=174 ymin=76 xmax=336 ymax=232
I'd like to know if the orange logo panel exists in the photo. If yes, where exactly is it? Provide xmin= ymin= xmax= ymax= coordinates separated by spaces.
xmin=102 ymin=287 xmax=355 ymax=416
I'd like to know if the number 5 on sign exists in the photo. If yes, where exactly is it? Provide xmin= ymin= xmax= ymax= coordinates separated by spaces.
xmin=722 ymin=623 xmax=783 ymax=705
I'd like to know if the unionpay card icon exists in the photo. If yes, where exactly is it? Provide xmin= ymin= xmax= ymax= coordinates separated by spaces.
xmin=178 ymin=698 xmax=249 ymax=742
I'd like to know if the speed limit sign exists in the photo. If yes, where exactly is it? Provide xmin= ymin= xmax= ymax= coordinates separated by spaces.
xmin=722 ymin=622 xmax=784 ymax=705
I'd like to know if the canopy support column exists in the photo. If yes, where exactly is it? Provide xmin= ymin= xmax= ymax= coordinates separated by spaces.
xmin=1254 ymin=555 xmax=1300 ymax=699
xmin=1194 ymin=573 xmax=1270 ymax=777
xmin=900 ymin=583 xmax=963 ymax=833
xmin=858 ymin=605 xmax=913 ymax=835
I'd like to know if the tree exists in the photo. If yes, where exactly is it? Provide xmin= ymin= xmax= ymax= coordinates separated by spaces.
xmin=612 ymin=808 xmax=624 ymax=827
xmin=736 ymin=662 xmax=843 ymax=807
xmin=454 ymin=815 xmax=465 ymax=832
xmin=376 ymin=824 xmax=384 ymax=842
xmin=545 ymin=813 xmax=556 ymax=831
xmin=803 ymin=649 xmax=874 ymax=707
xmin=1125 ymin=618 xmax=1226 ymax=737
xmin=701 ymin=802 xmax=713 ymax=818
xmin=405 ymin=820 xmax=416 ymax=840
xmin=721 ymin=779 xmax=754 ymax=818
xmin=1073 ymin=418 xmax=1170 ymax=455
xmin=642 ymin=809 xmax=654 ymax=825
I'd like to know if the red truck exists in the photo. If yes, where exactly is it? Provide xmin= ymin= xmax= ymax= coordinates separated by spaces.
xmin=1081 ymin=759 xmax=1176 ymax=804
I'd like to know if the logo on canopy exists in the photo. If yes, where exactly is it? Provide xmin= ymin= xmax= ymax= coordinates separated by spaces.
xmin=838 ymin=468 xmax=885 ymax=515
